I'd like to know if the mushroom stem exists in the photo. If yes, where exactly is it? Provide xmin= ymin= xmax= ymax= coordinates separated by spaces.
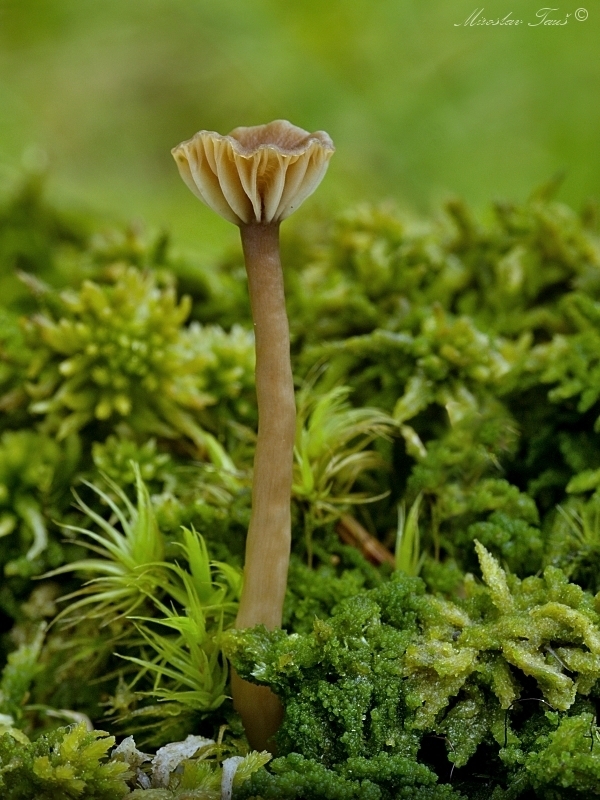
xmin=238 ymin=222 xmax=295 ymax=630
xmin=233 ymin=221 xmax=295 ymax=749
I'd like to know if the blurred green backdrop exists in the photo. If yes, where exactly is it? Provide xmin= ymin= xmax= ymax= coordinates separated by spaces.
xmin=0 ymin=0 xmax=597 ymax=255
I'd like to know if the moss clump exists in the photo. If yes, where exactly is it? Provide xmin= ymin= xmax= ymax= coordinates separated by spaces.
xmin=227 ymin=544 xmax=600 ymax=796
xmin=406 ymin=542 xmax=600 ymax=734
xmin=0 ymin=723 xmax=130 ymax=800
xmin=2 ymin=180 xmax=600 ymax=796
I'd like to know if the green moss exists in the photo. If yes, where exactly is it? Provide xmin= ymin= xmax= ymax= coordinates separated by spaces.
xmin=3 ymin=180 xmax=600 ymax=796
xmin=406 ymin=543 xmax=600 ymax=733
xmin=518 ymin=712 xmax=600 ymax=798
xmin=0 ymin=723 xmax=130 ymax=799
xmin=0 ymin=429 xmax=79 ymax=578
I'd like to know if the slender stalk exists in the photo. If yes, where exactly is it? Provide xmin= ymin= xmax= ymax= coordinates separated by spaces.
xmin=232 ymin=222 xmax=296 ymax=750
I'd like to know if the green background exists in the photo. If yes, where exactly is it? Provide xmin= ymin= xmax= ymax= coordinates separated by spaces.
xmin=0 ymin=0 xmax=597 ymax=255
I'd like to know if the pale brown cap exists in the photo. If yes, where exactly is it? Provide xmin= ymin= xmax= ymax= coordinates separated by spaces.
xmin=171 ymin=120 xmax=334 ymax=225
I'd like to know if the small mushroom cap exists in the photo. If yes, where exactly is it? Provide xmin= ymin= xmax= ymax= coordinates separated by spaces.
xmin=172 ymin=120 xmax=334 ymax=226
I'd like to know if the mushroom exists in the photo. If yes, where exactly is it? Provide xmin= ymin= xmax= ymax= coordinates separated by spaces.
xmin=172 ymin=120 xmax=334 ymax=749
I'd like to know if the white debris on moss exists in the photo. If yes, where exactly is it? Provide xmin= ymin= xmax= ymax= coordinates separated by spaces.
xmin=110 ymin=733 xmax=270 ymax=797
xmin=111 ymin=735 xmax=152 ymax=788
xmin=151 ymin=734 xmax=215 ymax=787
xmin=220 ymin=755 xmax=244 ymax=800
